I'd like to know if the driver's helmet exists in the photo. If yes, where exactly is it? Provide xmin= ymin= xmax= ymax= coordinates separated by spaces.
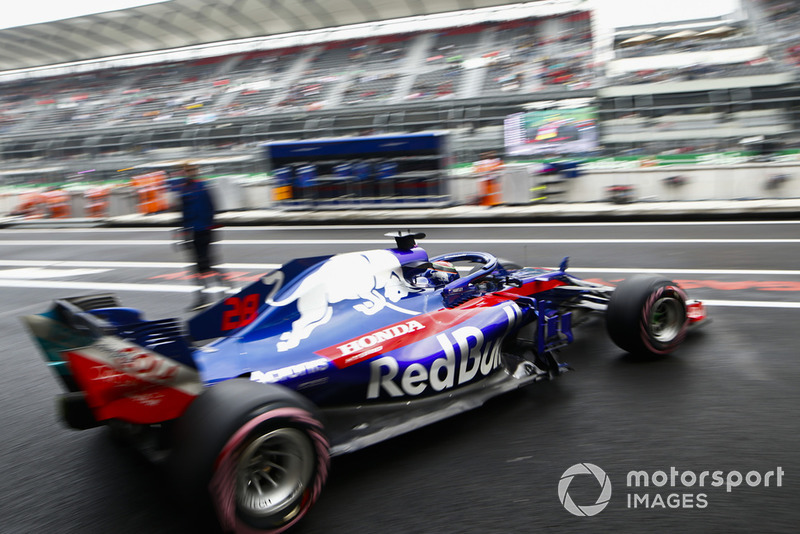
xmin=429 ymin=260 xmax=459 ymax=285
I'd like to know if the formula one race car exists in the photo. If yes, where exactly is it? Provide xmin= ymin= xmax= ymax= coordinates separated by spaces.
xmin=23 ymin=232 xmax=707 ymax=533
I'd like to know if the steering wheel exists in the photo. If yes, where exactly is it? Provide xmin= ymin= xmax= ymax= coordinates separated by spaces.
xmin=430 ymin=251 xmax=498 ymax=297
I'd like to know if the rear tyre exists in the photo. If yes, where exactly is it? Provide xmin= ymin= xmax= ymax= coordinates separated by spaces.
xmin=606 ymin=275 xmax=688 ymax=356
xmin=169 ymin=379 xmax=329 ymax=533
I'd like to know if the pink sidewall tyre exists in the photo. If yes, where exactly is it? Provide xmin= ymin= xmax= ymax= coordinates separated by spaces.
xmin=169 ymin=379 xmax=329 ymax=533
xmin=606 ymin=275 xmax=689 ymax=357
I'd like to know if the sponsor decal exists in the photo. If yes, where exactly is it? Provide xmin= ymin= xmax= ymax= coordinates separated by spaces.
xmin=366 ymin=326 xmax=499 ymax=398
xmin=267 ymin=250 xmax=415 ymax=352
xmin=250 ymin=358 xmax=330 ymax=384
xmin=365 ymin=303 xmax=522 ymax=399
xmin=66 ymin=337 xmax=201 ymax=424
xmin=315 ymin=307 xmax=487 ymax=369
xmin=84 ymin=338 xmax=183 ymax=384
xmin=336 ymin=320 xmax=426 ymax=358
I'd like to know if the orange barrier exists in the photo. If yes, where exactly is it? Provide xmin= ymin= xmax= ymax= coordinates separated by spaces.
xmin=12 ymin=192 xmax=46 ymax=219
xmin=42 ymin=189 xmax=71 ymax=218
xmin=84 ymin=186 xmax=111 ymax=217
xmin=474 ymin=157 xmax=503 ymax=206
xmin=131 ymin=171 xmax=169 ymax=214
xmin=272 ymin=185 xmax=293 ymax=201
xmin=479 ymin=176 xmax=502 ymax=206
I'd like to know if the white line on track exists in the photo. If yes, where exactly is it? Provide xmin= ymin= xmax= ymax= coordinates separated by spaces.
xmin=0 ymin=259 xmax=284 ymax=270
xmin=2 ymin=238 xmax=800 ymax=246
xmin=218 ymin=263 xmax=283 ymax=270
xmin=0 ymin=268 xmax=110 ymax=279
xmin=0 ymin=227 xmax=180 ymax=234
xmin=0 ymin=279 xmax=197 ymax=293
xmin=0 ymin=240 xmax=170 ymax=246
xmin=0 ymin=259 xmax=194 ymax=269
xmin=702 ymin=299 xmax=800 ymax=309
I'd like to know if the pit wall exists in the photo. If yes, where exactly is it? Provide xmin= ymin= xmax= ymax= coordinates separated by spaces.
xmin=488 ymin=161 xmax=800 ymax=204
xmin=2 ymin=162 xmax=799 ymax=217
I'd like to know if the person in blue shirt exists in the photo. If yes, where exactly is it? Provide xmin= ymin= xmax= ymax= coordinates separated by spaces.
xmin=179 ymin=162 xmax=220 ymax=310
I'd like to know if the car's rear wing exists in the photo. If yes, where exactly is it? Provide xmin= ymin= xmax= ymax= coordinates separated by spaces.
xmin=22 ymin=295 xmax=121 ymax=393
xmin=22 ymin=294 xmax=203 ymax=428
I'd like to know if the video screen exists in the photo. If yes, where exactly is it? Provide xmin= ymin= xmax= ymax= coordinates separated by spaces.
xmin=504 ymin=107 xmax=598 ymax=156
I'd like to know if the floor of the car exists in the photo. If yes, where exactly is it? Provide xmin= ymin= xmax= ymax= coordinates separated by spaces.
xmin=322 ymin=362 xmax=544 ymax=456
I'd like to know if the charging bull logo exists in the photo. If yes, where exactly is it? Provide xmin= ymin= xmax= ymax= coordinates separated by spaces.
xmin=267 ymin=250 xmax=414 ymax=352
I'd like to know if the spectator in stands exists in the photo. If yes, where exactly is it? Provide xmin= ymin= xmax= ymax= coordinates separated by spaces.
xmin=178 ymin=162 xmax=222 ymax=310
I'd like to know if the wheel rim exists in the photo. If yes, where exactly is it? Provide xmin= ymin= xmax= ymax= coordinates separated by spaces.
xmin=648 ymin=297 xmax=684 ymax=342
xmin=235 ymin=427 xmax=314 ymax=519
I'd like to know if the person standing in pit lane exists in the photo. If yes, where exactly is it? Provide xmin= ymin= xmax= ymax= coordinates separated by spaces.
xmin=178 ymin=162 xmax=223 ymax=310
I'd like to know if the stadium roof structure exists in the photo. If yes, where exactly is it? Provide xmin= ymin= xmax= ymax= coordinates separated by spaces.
xmin=0 ymin=0 xmax=586 ymax=75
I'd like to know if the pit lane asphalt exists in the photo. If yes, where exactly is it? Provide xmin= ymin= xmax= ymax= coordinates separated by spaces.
xmin=1 ymin=221 xmax=798 ymax=534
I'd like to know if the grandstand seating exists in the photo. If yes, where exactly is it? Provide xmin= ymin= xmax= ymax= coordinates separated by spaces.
xmin=615 ymin=35 xmax=760 ymax=59
xmin=603 ymin=109 xmax=791 ymax=138
xmin=356 ymin=36 xmax=412 ymax=68
xmin=751 ymin=0 xmax=800 ymax=69
xmin=610 ymin=61 xmax=783 ymax=86
xmin=407 ymin=67 xmax=462 ymax=101
xmin=609 ymin=10 xmax=787 ymax=87
xmin=0 ymin=3 xmax=797 ymax=180
xmin=341 ymin=73 xmax=402 ymax=105
xmin=0 ymin=12 xmax=599 ymax=133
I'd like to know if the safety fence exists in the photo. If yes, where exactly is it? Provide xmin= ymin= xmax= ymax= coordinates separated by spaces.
xmin=2 ymin=160 xmax=799 ymax=220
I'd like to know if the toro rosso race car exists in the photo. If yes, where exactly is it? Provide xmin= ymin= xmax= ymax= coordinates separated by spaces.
xmin=23 ymin=232 xmax=707 ymax=533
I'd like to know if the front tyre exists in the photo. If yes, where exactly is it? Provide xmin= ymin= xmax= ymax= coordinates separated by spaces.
xmin=169 ymin=379 xmax=329 ymax=533
xmin=606 ymin=275 xmax=688 ymax=356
